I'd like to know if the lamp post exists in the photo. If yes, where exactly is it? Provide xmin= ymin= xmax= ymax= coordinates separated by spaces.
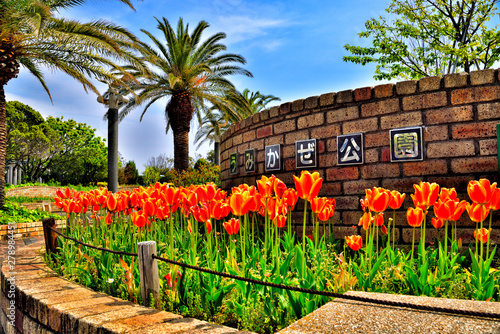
xmin=97 ymin=80 xmax=129 ymax=193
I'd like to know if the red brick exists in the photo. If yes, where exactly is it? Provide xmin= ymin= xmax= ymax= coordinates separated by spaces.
xmin=337 ymin=90 xmax=353 ymax=103
xmin=361 ymin=99 xmax=400 ymax=118
xmin=252 ymin=113 xmax=260 ymax=124
xmin=380 ymin=111 xmax=422 ymax=130
xmin=274 ymin=119 xmax=296 ymax=134
xmin=381 ymin=147 xmax=391 ymax=162
xmin=284 ymin=159 xmax=295 ymax=171
xmin=426 ymin=106 xmax=473 ymax=125
xmin=242 ymin=130 xmax=256 ymax=143
xmin=451 ymin=156 xmax=498 ymax=173
xmin=354 ymin=86 xmax=372 ymax=101
xmin=311 ymin=124 xmax=341 ymax=139
xmin=284 ymin=130 xmax=309 ymax=145
xmin=477 ymin=102 xmax=500 ymax=120
xmin=248 ymin=139 xmax=264 ymax=150
xmin=260 ymin=109 xmax=270 ymax=121
xmin=451 ymin=86 xmax=500 ymax=105
xmin=396 ymin=80 xmax=417 ymax=95
xmin=319 ymin=182 xmax=342 ymax=196
xmin=424 ymin=125 xmax=449 ymax=142
xmin=232 ymin=133 xmax=242 ymax=145
xmin=479 ymin=139 xmax=497 ymax=156
xmin=279 ymin=103 xmax=290 ymax=115
xmin=297 ymin=113 xmax=324 ymax=129
xmin=402 ymin=91 xmax=447 ymax=111
xmin=403 ymin=160 xmax=447 ymax=176
xmin=365 ymin=132 xmax=389 ymax=148
xmin=381 ymin=178 xmax=422 ymax=193
xmin=292 ymin=99 xmax=304 ymax=112
xmin=326 ymin=138 xmax=337 ymax=152
xmin=326 ymin=166 xmax=359 ymax=181
xmin=418 ymin=76 xmax=441 ymax=92
xmin=344 ymin=180 xmax=380 ymax=194
xmin=373 ymin=84 xmax=394 ymax=98
xmin=361 ymin=163 xmax=400 ymax=179
xmin=326 ymin=106 xmax=358 ymax=123
xmin=320 ymin=92 xmax=335 ymax=107
xmin=444 ymin=72 xmax=468 ymax=88
xmin=451 ymin=121 xmax=497 ymax=139
xmin=241 ymin=117 xmax=252 ymax=128
xmin=343 ymin=117 xmax=378 ymax=134
xmin=470 ymin=69 xmax=495 ymax=85
xmin=426 ymin=140 xmax=475 ymax=158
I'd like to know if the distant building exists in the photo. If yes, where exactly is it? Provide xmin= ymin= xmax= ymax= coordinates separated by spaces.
xmin=5 ymin=162 xmax=43 ymax=185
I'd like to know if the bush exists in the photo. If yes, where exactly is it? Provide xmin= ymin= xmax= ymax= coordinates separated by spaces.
xmin=143 ymin=166 xmax=161 ymax=186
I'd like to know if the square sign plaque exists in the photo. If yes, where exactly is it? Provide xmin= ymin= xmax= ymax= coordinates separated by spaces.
xmin=337 ymin=133 xmax=364 ymax=165
xmin=295 ymin=139 xmax=317 ymax=169
xmin=265 ymin=144 xmax=282 ymax=172
xmin=390 ymin=126 xmax=423 ymax=162
xmin=229 ymin=153 xmax=238 ymax=175
xmin=244 ymin=148 xmax=256 ymax=173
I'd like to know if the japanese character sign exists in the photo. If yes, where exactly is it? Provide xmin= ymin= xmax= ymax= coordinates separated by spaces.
xmin=337 ymin=133 xmax=364 ymax=165
xmin=265 ymin=144 xmax=282 ymax=172
xmin=245 ymin=148 xmax=256 ymax=173
xmin=295 ymin=139 xmax=317 ymax=168
xmin=229 ymin=153 xmax=238 ymax=175
xmin=390 ymin=126 xmax=423 ymax=162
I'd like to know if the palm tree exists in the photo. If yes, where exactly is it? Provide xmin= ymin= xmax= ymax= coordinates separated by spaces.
xmin=0 ymin=0 xmax=147 ymax=209
xmin=195 ymin=89 xmax=280 ymax=164
xmin=119 ymin=17 xmax=252 ymax=172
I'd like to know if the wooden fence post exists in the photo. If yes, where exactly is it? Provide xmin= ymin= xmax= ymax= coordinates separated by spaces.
xmin=42 ymin=218 xmax=58 ymax=257
xmin=137 ymin=241 xmax=161 ymax=310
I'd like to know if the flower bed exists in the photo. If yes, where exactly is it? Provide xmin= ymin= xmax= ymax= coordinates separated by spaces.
xmin=45 ymin=173 xmax=500 ymax=333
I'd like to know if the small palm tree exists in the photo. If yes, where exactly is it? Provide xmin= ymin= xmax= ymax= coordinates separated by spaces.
xmin=194 ymin=89 xmax=280 ymax=164
xmin=0 ymin=0 xmax=147 ymax=209
xmin=119 ymin=17 xmax=252 ymax=172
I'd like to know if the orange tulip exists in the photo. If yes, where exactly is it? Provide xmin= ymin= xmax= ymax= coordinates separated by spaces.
xmin=283 ymin=188 xmax=298 ymax=211
xmin=346 ymin=235 xmax=363 ymax=251
xmin=192 ymin=203 xmax=210 ymax=223
xmin=257 ymin=175 xmax=276 ymax=198
xmin=439 ymin=187 xmax=458 ymax=202
xmin=487 ymin=188 xmax=500 ymax=211
xmin=229 ymin=190 xmax=253 ymax=216
xmin=223 ymin=218 xmax=240 ymax=235
xmin=431 ymin=217 xmax=444 ymax=229
xmin=468 ymin=179 xmax=497 ymax=204
xmin=318 ymin=200 xmax=335 ymax=221
xmin=433 ymin=199 xmax=453 ymax=220
xmin=407 ymin=207 xmax=424 ymax=227
xmin=131 ymin=211 xmax=148 ymax=228
xmin=105 ymin=212 xmax=113 ymax=225
xmin=372 ymin=213 xmax=384 ymax=226
xmin=205 ymin=220 xmax=212 ymax=234
xmin=106 ymin=194 xmax=117 ymax=211
xmin=143 ymin=199 xmax=156 ymax=217
xmin=293 ymin=171 xmax=323 ymax=202
xmin=466 ymin=202 xmax=490 ymax=222
xmin=311 ymin=197 xmax=328 ymax=214
xmin=274 ymin=178 xmax=287 ymax=198
xmin=411 ymin=182 xmax=439 ymax=211
xmin=358 ymin=211 xmax=372 ymax=230
xmin=365 ymin=187 xmax=391 ymax=213
xmin=389 ymin=190 xmax=406 ymax=210
xmin=474 ymin=228 xmax=490 ymax=243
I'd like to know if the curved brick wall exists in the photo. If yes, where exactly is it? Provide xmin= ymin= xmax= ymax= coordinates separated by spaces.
xmin=220 ymin=69 xmax=500 ymax=244
xmin=6 ymin=185 xmax=139 ymax=198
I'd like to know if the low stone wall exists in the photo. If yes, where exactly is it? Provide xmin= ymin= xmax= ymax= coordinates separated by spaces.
xmin=0 ymin=220 xmax=66 ymax=241
xmin=0 ymin=239 xmax=251 ymax=334
xmin=6 ymin=186 xmax=139 ymax=198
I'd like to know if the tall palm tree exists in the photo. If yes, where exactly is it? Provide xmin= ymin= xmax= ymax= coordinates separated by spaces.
xmin=0 ymin=0 xmax=147 ymax=209
xmin=119 ymin=17 xmax=252 ymax=172
xmin=195 ymin=89 xmax=280 ymax=164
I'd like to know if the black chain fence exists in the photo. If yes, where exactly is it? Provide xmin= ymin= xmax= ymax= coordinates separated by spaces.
xmin=48 ymin=226 xmax=500 ymax=320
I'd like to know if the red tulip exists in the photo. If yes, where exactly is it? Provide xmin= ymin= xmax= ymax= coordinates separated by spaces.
xmin=275 ymin=215 xmax=287 ymax=228
xmin=466 ymin=202 xmax=490 ymax=222
xmin=223 ymin=218 xmax=240 ymax=235
xmin=431 ymin=217 xmax=444 ymax=229
xmin=358 ymin=212 xmax=372 ymax=230
xmin=468 ymin=179 xmax=497 ymax=205
xmin=389 ymin=190 xmax=406 ymax=210
xmin=474 ymin=228 xmax=490 ymax=243
xmin=411 ymin=182 xmax=439 ymax=211
xmin=365 ymin=187 xmax=391 ymax=213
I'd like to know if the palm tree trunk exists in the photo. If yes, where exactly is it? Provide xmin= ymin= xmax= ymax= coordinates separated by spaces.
xmin=0 ymin=85 xmax=7 ymax=209
xmin=167 ymin=93 xmax=193 ymax=172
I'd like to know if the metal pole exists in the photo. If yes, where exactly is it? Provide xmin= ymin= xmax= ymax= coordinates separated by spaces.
xmin=214 ymin=135 xmax=220 ymax=166
xmin=108 ymin=107 xmax=119 ymax=193
xmin=497 ymin=124 xmax=500 ymax=177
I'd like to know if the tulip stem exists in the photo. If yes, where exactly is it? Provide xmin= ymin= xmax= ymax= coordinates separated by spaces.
xmin=392 ymin=209 xmax=396 ymax=250
xmin=487 ymin=211 xmax=493 ymax=259
xmin=444 ymin=219 xmax=448 ymax=258
xmin=411 ymin=226 xmax=415 ymax=266
xmin=302 ymin=200 xmax=308 ymax=275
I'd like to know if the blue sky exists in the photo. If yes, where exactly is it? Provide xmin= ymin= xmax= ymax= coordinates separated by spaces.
xmin=6 ymin=0 xmax=391 ymax=173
